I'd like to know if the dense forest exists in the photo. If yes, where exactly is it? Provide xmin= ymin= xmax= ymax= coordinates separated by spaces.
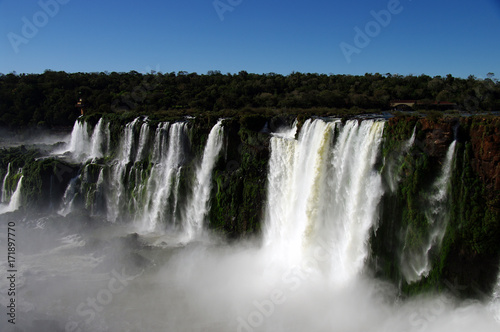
xmin=0 ymin=70 xmax=499 ymax=129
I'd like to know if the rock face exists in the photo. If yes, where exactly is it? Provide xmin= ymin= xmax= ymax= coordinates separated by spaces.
xmin=419 ymin=117 xmax=456 ymax=157
xmin=415 ymin=116 xmax=498 ymax=208
xmin=467 ymin=117 xmax=500 ymax=205
xmin=370 ymin=115 xmax=500 ymax=298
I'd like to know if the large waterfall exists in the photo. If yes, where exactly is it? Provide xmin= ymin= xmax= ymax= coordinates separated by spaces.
xmin=136 ymin=121 xmax=189 ymax=233
xmin=57 ymin=117 xmax=224 ymax=238
xmin=1 ymin=115 xmax=499 ymax=332
xmin=264 ymin=118 xmax=385 ymax=282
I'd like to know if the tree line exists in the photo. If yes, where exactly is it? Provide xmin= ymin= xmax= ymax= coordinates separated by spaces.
xmin=0 ymin=70 xmax=498 ymax=128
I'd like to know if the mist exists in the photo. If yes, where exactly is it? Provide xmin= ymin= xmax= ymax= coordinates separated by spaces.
xmin=0 ymin=127 xmax=70 ymax=150
xmin=0 ymin=217 xmax=499 ymax=332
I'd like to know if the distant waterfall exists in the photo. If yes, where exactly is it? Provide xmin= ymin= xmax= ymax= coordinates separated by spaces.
xmin=66 ymin=117 xmax=110 ymax=161
xmin=1 ymin=163 xmax=11 ymax=203
xmin=138 ymin=122 xmax=189 ymax=233
xmin=89 ymin=118 xmax=106 ymax=159
xmin=0 ymin=175 xmax=23 ymax=214
xmin=264 ymin=119 xmax=385 ymax=282
xmin=58 ymin=177 xmax=79 ymax=217
xmin=7 ymin=176 xmax=23 ymax=212
xmin=136 ymin=121 xmax=150 ymax=161
xmin=183 ymin=119 xmax=225 ymax=240
xmin=67 ymin=119 xmax=90 ymax=160
xmin=401 ymin=140 xmax=457 ymax=283
xmin=106 ymin=117 xmax=141 ymax=222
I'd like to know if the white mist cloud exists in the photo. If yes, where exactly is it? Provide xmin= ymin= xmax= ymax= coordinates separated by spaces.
xmin=0 ymin=221 xmax=499 ymax=332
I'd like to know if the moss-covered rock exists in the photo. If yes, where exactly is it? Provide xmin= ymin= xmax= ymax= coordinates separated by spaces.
xmin=370 ymin=115 xmax=500 ymax=298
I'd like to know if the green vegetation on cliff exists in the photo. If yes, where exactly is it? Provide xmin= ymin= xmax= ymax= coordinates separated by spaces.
xmin=371 ymin=116 xmax=500 ymax=298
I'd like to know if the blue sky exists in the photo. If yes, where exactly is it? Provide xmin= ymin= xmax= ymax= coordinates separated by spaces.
xmin=1 ymin=0 xmax=499 ymax=78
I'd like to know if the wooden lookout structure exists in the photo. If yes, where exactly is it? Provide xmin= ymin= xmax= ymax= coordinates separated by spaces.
xmin=76 ymin=98 xmax=85 ymax=115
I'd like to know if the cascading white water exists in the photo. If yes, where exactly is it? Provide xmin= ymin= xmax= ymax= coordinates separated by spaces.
xmin=0 ymin=175 xmax=23 ymax=214
xmin=89 ymin=118 xmax=105 ymax=159
xmin=67 ymin=119 xmax=90 ymax=160
xmin=135 ymin=121 xmax=150 ymax=161
xmin=1 ymin=162 xmax=11 ymax=203
xmin=264 ymin=118 xmax=385 ymax=282
xmin=320 ymin=120 xmax=385 ymax=281
xmin=138 ymin=122 xmax=188 ymax=233
xmin=65 ymin=117 xmax=109 ymax=161
xmin=58 ymin=177 xmax=78 ymax=217
xmin=122 ymin=118 xmax=141 ymax=163
xmin=264 ymin=119 xmax=337 ymax=264
xmin=106 ymin=118 xmax=141 ymax=222
xmin=183 ymin=119 xmax=225 ymax=240
xmin=105 ymin=121 xmax=111 ymax=154
xmin=401 ymin=140 xmax=457 ymax=283
xmin=131 ymin=122 xmax=171 ymax=218
xmin=60 ymin=117 xmax=191 ymax=229
xmin=405 ymin=126 xmax=417 ymax=150
xmin=92 ymin=168 xmax=105 ymax=214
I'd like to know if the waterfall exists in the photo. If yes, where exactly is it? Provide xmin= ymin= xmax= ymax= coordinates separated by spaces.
xmin=89 ymin=118 xmax=106 ymax=159
xmin=136 ymin=121 xmax=150 ymax=161
xmin=7 ymin=176 xmax=23 ymax=212
xmin=404 ymin=126 xmax=417 ymax=150
xmin=92 ymin=168 xmax=105 ymax=216
xmin=183 ymin=119 xmax=225 ymax=240
xmin=264 ymin=118 xmax=385 ymax=282
xmin=66 ymin=117 xmax=109 ymax=161
xmin=120 ymin=117 xmax=141 ymax=163
xmin=138 ymin=122 xmax=189 ymax=233
xmin=1 ymin=162 xmax=11 ymax=203
xmin=67 ymin=119 xmax=90 ymax=159
xmin=106 ymin=118 xmax=141 ymax=222
xmin=105 ymin=121 xmax=111 ymax=154
xmin=401 ymin=140 xmax=457 ymax=282
xmin=62 ymin=117 xmax=191 ymax=229
xmin=0 ymin=176 xmax=23 ymax=214
xmin=58 ymin=177 xmax=79 ymax=217
xmin=264 ymin=119 xmax=337 ymax=263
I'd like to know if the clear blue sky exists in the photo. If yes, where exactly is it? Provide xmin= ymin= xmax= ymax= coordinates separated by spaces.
xmin=1 ymin=0 xmax=499 ymax=78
